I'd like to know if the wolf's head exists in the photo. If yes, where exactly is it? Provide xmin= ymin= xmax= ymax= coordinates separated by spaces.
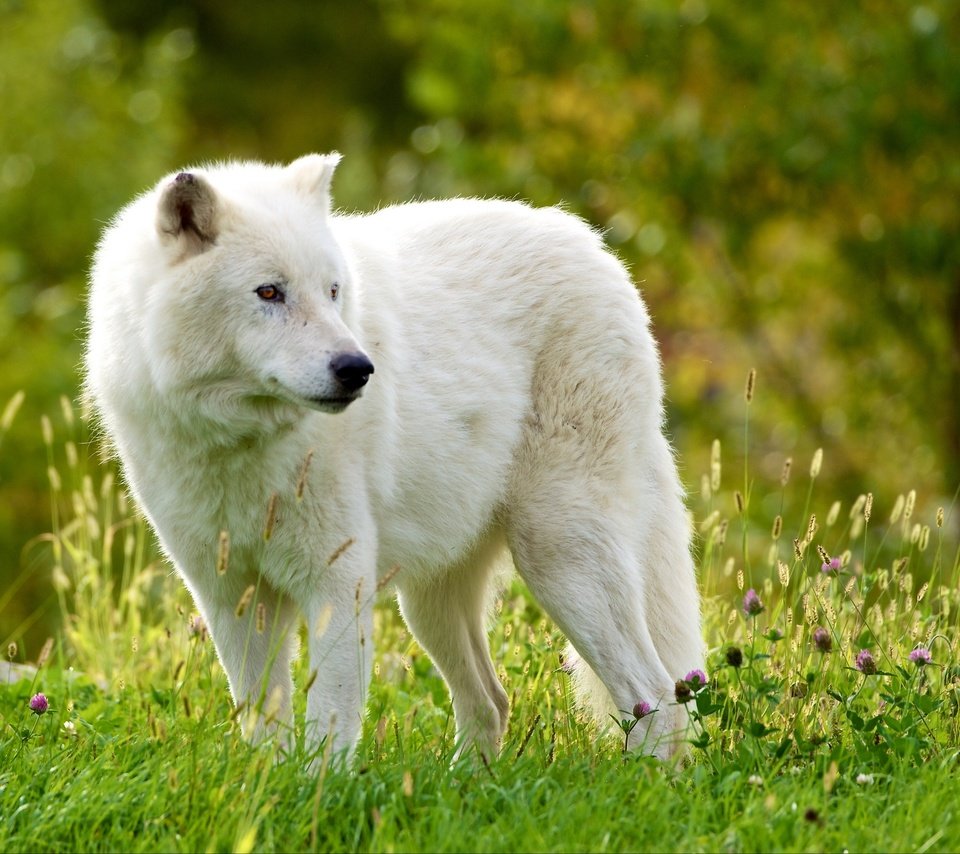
xmin=88 ymin=154 xmax=374 ymax=435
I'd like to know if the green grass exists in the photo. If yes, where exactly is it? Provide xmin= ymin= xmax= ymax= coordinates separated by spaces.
xmin=2 ymin=390 xmax=959 ymax=853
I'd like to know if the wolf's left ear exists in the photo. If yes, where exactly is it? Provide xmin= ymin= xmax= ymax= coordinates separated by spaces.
xmin=287 ymin=152 xmax=341 ymax=212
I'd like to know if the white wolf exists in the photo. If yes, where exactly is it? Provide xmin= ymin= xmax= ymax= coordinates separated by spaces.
xmin=85 ymin=154 xmax=703 ymax=760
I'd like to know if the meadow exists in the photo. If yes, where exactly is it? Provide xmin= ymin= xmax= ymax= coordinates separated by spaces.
xmin=1 ymin=382 xmax=958 ymax=853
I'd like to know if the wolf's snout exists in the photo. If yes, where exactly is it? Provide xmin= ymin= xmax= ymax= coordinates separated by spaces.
xmin=330 ymin=352 xmax=375 ymax=393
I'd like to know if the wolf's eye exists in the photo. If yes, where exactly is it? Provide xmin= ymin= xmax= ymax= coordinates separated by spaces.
xmin=330 ymin=282 xmax=340 ymax=301
xmin=255 ymin=283 xmax=285 ymax=303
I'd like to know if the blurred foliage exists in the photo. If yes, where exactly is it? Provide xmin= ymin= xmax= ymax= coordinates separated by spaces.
xmin=1 ymin=0 xmax=958 ymax=645
xmin=373 ymin=0 xmax=960 ymax=507
xmin=0 ymin=0 xmax=188 ymax=639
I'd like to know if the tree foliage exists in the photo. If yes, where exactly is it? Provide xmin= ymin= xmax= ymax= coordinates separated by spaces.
xmin=0 ymin=0 xmax=187 ymax=607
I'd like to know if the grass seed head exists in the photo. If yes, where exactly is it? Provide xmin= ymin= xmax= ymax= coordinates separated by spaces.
xmin=710 ymin=439 xmax=721 ymax=491
xmin=296 ymin=449 xmax=314 ymax=500
xmin=700 ymin=473 xmax=711 ymax=501
xmin=376 ymin=563 xmax=403 ymax=592
xmin=850 ymin=494 xmax=866 ymax=519
xmin=745 ymin=368 xmax=756 ymax=403
xmin=0 ymin=390 xmax=25 ymax=432
xmin=327 ymin=537 xmax=356 ymax=567
xmin=826 ymin=501 xmax=841 ymax=526
xmin=904 ymin=489 xmax=916 ymax=520
xmin=41 ymin=415 xmax=53 ymax=447
xmin=263 ymin=492 xmax=279 ymax=541
xmin=810 ymin=448 xmax=823 ymax=479
xmin=777 ymin=561 xmax=790 ymax=587
xmin=37 ymin=637 xmax=53 ymax=668
xmin=235 ymin=585 xmax=256 ymax=618
xmin=780 ymin=457 xmax=792 ymax=487
xmin=890 ymin=494 xmax=905 ymax=524
xmin=216 ymin=530 xmax=230 ymax=575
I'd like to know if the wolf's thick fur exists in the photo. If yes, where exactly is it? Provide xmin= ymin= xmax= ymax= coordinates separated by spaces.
xmin=85 ymin=154 xmax=703 ymax=760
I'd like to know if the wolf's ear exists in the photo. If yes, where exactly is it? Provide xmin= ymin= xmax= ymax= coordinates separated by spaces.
xmin=156 ymin=171 xmax=218 ymax=251
xmin=287 ymin=152 xmax=341 ymax=212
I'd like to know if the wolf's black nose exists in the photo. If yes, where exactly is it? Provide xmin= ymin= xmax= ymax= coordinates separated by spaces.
xmin=330 ymin=352 xmax=374 ymax=393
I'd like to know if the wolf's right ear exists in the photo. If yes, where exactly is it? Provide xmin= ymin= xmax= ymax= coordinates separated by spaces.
xmin=156 ymin=172 xmax=218 ymax=252
xmin=287 ymin=152 xmax=341 ymax=214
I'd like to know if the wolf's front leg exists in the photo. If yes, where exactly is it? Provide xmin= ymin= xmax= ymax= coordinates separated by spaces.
xmin=192 ymin=570 xmax=300 ymax=747
xmin=303 ymin=568 xmax=376 ymax=761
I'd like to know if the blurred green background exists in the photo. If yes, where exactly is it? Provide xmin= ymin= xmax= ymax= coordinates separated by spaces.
xmin=2 ymin=0 xmax=957 ymax=649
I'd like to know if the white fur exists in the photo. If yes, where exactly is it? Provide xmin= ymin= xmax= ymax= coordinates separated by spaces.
xmin=85 ymin=154 xmax=703 ymax=760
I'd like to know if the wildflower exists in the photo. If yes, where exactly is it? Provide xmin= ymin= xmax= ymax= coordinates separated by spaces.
xmin=821 ymin=556 xmax=841 ymax=574
xmin=856 ymin=773 xmax=874 ymax=786
xmin=855 ymin=649 xmax=877 ymax=675
xmin=632 ymin=701 xmax=652 ymax=719
xmin=908 ymin=647 xmax=932 ymax=667
xmin=674 ymin=679 xmax=693 ymax=704
xmin=725 ymin=646 xmax=743 ymax=668
xmin=684 ymin=669 xmax=708 ymax=690
xmin=743 ymin=588 xmax=764 ymax=616
xmin=812 ymin=627 xmax=832 ymax=653
xmin=29 ymin=693 xmax=48 ymax=715
xmin=748 ymin=774 xmax=763 ymax=786
xmin=187 ymin=614 xmax=207 ymax=640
